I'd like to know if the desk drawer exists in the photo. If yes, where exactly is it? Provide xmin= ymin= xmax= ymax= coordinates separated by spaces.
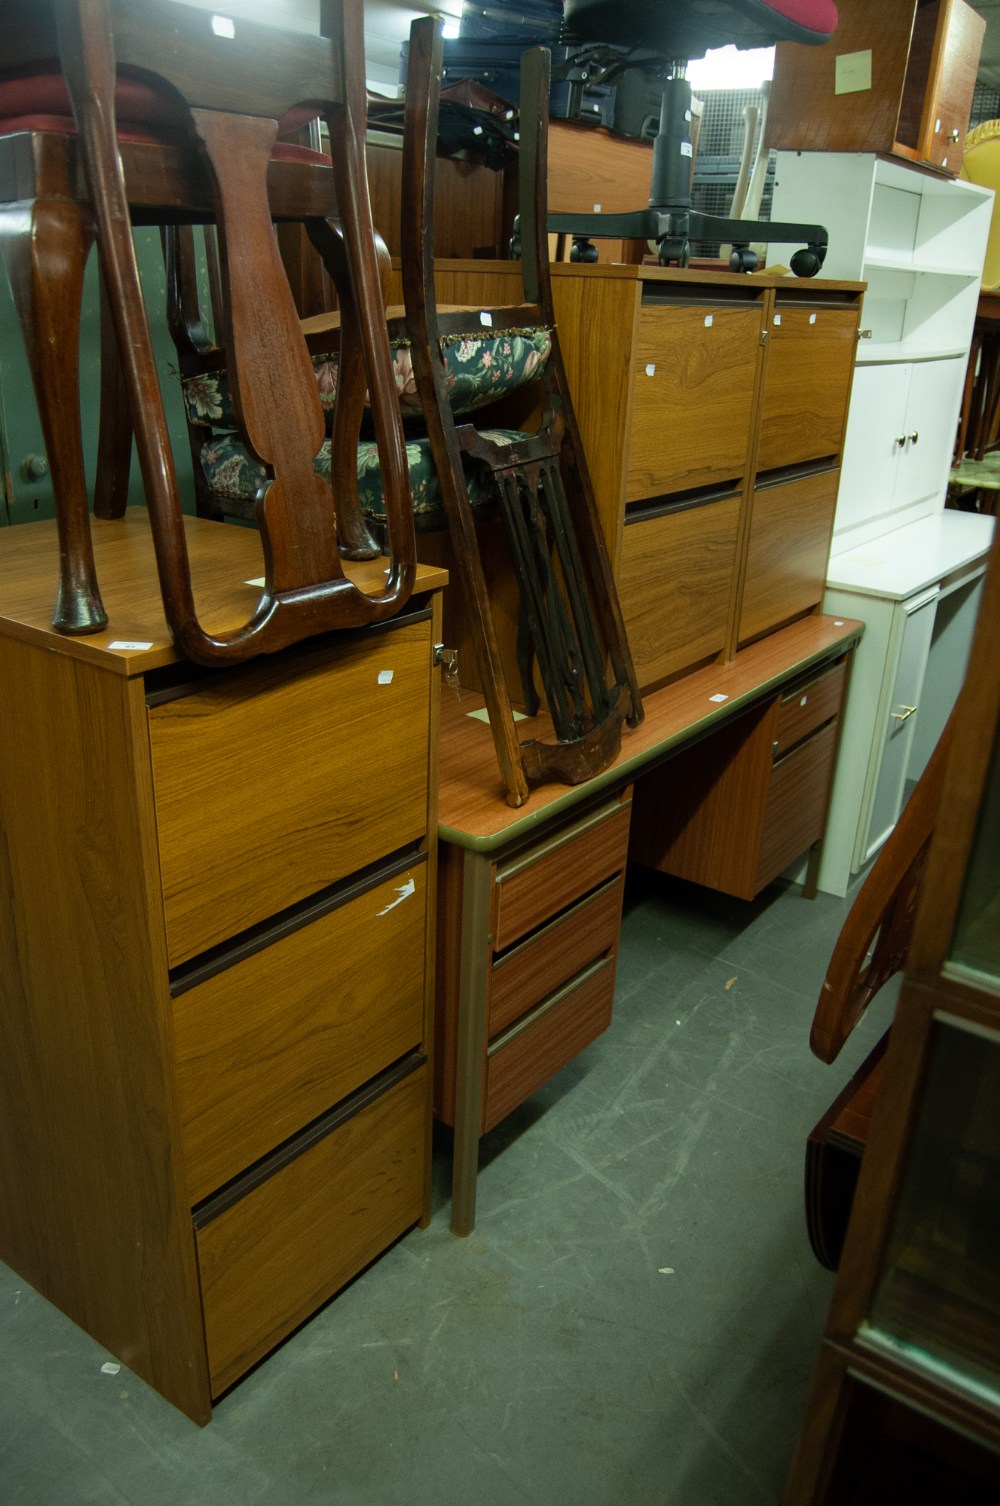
xmin=483 ymin=958 xmax=615 ymax=1133
xmin=173 ymin=862 xmax=427 ymax=1205
xmin=493 ymin=798 xmax=631 ymax=951
xmin=774 ymin=658 xmax=846 ymax=756
xmin=196 ymin=1060 xmax=426 ymax=1397
xmin=756 ymin=721 xmax=839 ymax=892
xmin=489 ymin=874 xmax=624 ymax=1039
xmin=149 ymin=621 xmax=431 ymax=967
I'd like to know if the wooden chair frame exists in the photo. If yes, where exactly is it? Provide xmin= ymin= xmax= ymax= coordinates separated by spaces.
xmin=0 ymin=0 xmax=415 ymax=664
xmin=401 ymin=17 xmax=642 ymax=806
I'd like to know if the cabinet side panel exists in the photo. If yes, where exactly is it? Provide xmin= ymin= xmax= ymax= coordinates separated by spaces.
xmin=0 ymin=637 xmax=209 ymax=1421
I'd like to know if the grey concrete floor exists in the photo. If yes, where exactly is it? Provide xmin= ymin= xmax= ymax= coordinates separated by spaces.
xmin=0 ymin=868 xmax=894 ymax=1506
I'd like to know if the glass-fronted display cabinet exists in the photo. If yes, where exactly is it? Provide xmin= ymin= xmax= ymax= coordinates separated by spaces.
xmin=783 ymin=522 xmax=1000 ymax=1504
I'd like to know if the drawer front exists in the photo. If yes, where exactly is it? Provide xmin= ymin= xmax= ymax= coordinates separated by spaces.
xmin=484 ymin=958 xmax=616 ymax=1133
xmin=757 ymin=306 xmax=858 ymax=473
xmin=738 ymin=471 xmax=839 ymax=646
xmin=493 ymin=798 xmax=631 ymax=952
xmin=174 ymin=862 xmax=427 ymax=1205
xmin=196 ymin=1061 xmax=426 ymax=1396
xmin=627 ymin=305 xmax=760 ymax=501
xmin=774 ymin=658 xmax=847 ymax=757
xmin=619 ymin=496 xmax=741 ymax=691
xmin=149 ymin=621 xmax=430 ymax=967
xmin=489 ymin=874 xmax=624 ymax=1039
xmin=755 ymin=721 xmax=839 ymax=892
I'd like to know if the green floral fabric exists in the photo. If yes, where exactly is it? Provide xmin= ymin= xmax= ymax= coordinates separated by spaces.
xmin=180 ymin=327 xmax=552 ymax=428
xmin=197 ymin=428 xmax=528 ymax=532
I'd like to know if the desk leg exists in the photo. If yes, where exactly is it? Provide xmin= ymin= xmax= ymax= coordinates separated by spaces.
xmin=451 ymin=847 xmax=492 ymax=1236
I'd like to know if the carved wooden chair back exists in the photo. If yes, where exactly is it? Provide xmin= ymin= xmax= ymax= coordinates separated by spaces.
xmin=0 ymin=0 xmax=415 ymax=664
xmin=398 ymin=17 xmax=643 ymax=806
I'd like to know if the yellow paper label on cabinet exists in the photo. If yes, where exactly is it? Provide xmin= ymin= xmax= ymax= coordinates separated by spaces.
xmin=835 ymin=50 xmax=872 ymax=95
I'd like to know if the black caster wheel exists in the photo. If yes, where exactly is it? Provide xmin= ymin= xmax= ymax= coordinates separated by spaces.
xmin=570 ymin=237 xmax=599 ymax=263
xmin=790 ymin=247 xmax=822 ymax=277
xmin=658 ymin=236 xmax=689 ymax=267
xmin=729 ymin=246 xmax=759 ymax=273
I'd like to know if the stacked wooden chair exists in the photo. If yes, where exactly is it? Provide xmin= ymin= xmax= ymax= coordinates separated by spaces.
xmin=397 ymin=18 xmax=642 ymax=805
xmin=168 ymin=15 xmax=642 ymax=806
xmin=0 ymin=0 xmax=415 ymax=664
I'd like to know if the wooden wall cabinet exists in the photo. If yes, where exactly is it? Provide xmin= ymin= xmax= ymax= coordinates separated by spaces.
xmin=0 ymin=515 xmax=447 ymax=1422
xmin=767 ymin=0 xmax=985 ymax=176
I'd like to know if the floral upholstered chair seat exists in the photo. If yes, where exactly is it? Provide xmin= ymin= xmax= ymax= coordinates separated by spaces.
xmin=181 ymin=325 xmax=553 ymax=532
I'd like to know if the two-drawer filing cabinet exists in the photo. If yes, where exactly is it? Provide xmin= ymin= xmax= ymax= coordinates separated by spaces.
xmin=0 ymin=514 xmax=447 ymax=1422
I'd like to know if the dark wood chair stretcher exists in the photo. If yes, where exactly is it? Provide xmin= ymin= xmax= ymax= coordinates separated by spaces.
xmin=0 ymin=0 xmax=415 ymax=665
xmin=805 ymin=714 xmax=954 ymax=1269
xmin=398 ymin=19 xmax=643 ymax=806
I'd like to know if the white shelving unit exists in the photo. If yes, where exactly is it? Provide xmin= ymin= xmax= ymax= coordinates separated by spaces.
xmin=771 ymin=152 xmax=995 ymax=895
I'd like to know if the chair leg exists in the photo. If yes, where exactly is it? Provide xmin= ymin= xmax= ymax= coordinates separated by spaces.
xmin=93 ymin=270 xmax=132 ymax=520
xmin=0 ymin=197 xmax=108 ymax=634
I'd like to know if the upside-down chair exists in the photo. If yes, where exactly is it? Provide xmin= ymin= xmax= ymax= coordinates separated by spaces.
xmin=550 ymin=0 xmax=839 ymax=271
xmin=0 ymin=0 xmax=414 ymax=663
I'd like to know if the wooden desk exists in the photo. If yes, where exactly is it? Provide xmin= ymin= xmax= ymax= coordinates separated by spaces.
xmin=436 ymin=612 xmax=863 ymax=1235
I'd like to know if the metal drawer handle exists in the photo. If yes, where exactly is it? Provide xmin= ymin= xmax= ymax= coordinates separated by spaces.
xmin=891 ymin=704 xmax=917 ymax=723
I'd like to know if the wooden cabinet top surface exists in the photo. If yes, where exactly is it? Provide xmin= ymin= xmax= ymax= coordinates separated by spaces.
xmin=438 ymin=613 xmax=863 ymax=851
xmin=0 ymin=512 xmax=448 ymax=675
xmin=427 ymin=258 xmax=865 ymax=297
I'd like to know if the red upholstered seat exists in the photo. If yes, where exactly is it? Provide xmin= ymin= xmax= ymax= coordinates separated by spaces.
xmin=0 ymin=72 xmax=328 ymax=160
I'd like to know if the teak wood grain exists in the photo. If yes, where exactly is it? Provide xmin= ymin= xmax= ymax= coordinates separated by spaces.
xmin=489 ymin=875 xmax=624 ymax=1039
xmin=437 ymin=614 xmax=863 ymax=845
xmin=492 ymin=799 xmax=631 ymax=950
xmin=774 ymin=660 xmax=848 ymax=757
xmin=738 ymin=471 xmax=839 ymax=647
xmin=196 ymin=1063 xmax=426 ymax=1395
xmin=483 ymin=958 xmax=616 ymax=1132
xmin=767 ymin=0 xmax=984 ymax=171
xmin=618 ymin=495 xmax=742 ymax=691
xmin=757 ymin=306 xmax=859 ymax=473
xmin=0 ymin=511 xmax=447 ymax=675
xmin=756 ymin=722 xmax=839 ymax=894
xmin=173 ymin=864 xmax=428 ymax=1204
xmin=149 ymin=620 xmax=432 ymax=966
xmin=627 ymin=305 xmax=761 ymax=501
xmin=0 ymin=632 xmax=211 ymax=1423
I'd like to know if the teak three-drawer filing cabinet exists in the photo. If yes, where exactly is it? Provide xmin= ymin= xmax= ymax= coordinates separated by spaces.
xmin=0 ymin=513 xmax=448 ymax=1423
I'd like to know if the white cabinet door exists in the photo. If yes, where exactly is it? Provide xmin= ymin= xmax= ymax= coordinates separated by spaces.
xmin=837 ymin=363 xmax=910 ymax=538
xmin=892 ymin=357 xmax=966 ymax=513
xmin=858 ymin=588 xmax=938 ymax=867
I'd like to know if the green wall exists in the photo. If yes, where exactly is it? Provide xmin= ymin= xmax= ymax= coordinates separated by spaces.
xmin=0 ymin=228 xmax=202 ymax=529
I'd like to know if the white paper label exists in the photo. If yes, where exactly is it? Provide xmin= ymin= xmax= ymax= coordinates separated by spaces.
xmin=645 ymin=363 xmax=656 ymax=376
xmin=835 ymin=50 xmax=872 ymax=95
xmin=704 ymin=314 xmax=713 ymax=328
xmin=108 ymin=640 xmax=153 ymax=651
xmin=709 ymin=693 xmax=729 ymax=704
xmin=479 ymin=310 xmax=493 ymax=327
xmin=378 ymin=670 xmax=394 ymax=684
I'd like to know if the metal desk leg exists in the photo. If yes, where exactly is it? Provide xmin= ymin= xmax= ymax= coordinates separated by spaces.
xmin=450 ymin=847 xmax=492 ymax=1236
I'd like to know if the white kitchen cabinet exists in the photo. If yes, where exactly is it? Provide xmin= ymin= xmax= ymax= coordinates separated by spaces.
xmin=817 ymin=515 xmax=992 ymax=895
xmin=771 ymin=152 xmax=994 ymax=891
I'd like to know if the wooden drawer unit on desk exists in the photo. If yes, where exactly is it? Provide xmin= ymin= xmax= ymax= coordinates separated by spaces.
xmin=630 ymin=656 xmax=848 ymax=900
xmin=435 ymin=791 xmax=631 ymax=1190
xmin=0 ymin=513 xmax=446 ymax=1424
